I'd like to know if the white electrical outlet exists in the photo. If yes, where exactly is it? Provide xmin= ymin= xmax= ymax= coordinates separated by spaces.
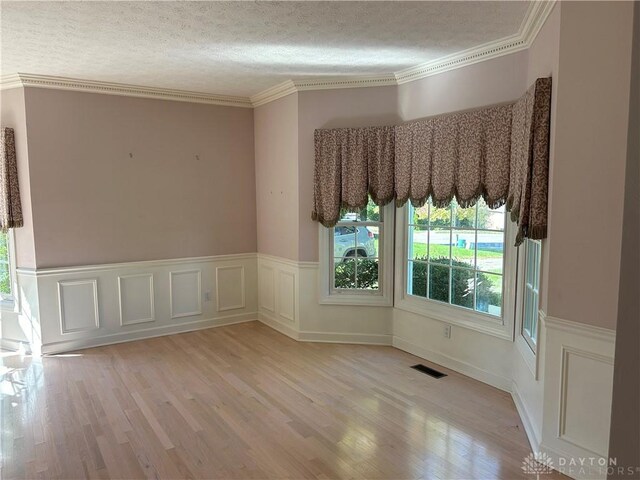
xmin=204 ymin=291 xmax=212 ymax=301
xmin=444 ymin=324 xmax=451 ymax=338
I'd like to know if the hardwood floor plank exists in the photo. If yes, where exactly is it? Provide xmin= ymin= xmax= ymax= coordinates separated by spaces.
xmin=1 ymin=321 xmax=570 ymax=479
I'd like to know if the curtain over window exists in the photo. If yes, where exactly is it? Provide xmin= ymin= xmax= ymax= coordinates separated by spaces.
xmin=311 ymin=77 xmax=552 ymax=246
xmin=312 ymin=126 xmax=395 ymax=228
xmin=0 ymin=128 xmax=23 ymax=231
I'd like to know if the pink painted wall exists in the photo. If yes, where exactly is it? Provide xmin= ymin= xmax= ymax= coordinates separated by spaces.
xmin=254 ymin=93 xmax=299 ymax=261
xmin=546 ymin=1 xmax=634 ymax=329
xmin=608 ymin=2 xmax=639 ymax=472
xmin=398 ymin=50 xmax=528 ymax=121
xmin=23 ymin=88 xmax=256 ymax=268
xmin=297 ymin=86 xmax=400 ymax=262
xmin=0 ymin=88 xmax=37 ymax=268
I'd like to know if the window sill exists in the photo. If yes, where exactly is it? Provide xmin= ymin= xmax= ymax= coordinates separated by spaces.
xmin=0 ymin=298 xmax=18 ymax=314
xmin=319 ymin=291 xmax=392 ymax=307
xmin=395 ymin=294 xmax=513 ymax=341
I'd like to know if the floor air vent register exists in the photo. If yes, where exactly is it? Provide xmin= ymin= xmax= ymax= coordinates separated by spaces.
xmin=411 ymin=364 xmax=447 ymax=379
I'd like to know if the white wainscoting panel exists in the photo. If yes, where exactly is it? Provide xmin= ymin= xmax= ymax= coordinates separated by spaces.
xmin=19 ymin=253 xmax=258 ymax=354
xmin=257 ymin=255 xmax=300 ymax=333
xmin=170 ymin=270 xmax=202 ymax=319
xmin=58 ymin=279 xmax=100 ymax=334
xmin=216 ymin=266 xmax=245 ymax=312
xmin=118 ymin=273 xmax=154 ymax=326
xmin=541 ymin=315 xmax=616 ymax=480
xmin=559 ymin=346 xmax=614 ymax=457
xmin=257 ymin=254 xmax=393 ymax=344
xmin=277 ymin=270 xmax=296 ymax=323
xmin=258 ymin=264 xmax=275 ymax=313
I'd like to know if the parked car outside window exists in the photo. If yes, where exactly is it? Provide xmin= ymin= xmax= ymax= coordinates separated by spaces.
xmin=333 ymin=226 xmax=376 ymax=261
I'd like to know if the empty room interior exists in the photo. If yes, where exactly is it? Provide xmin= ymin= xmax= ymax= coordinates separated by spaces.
xmin=0 ymin=1 xmax=639 ymax=479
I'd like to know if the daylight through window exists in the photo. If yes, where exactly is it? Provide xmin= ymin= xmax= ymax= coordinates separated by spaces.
xmin=0 ymin=231 xmax=12 ymax=298
xmin=406 ymin=199 xmax=506 ymax=317
xmin=331 ymin=198 xmax=383 ymax=292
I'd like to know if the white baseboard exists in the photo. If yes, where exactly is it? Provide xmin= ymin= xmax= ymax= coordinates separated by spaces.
xmin=0 ymin=337 xmax=31 ymax=354
xmin=258 ymin=311 xmax=391 ymax=345
xmin=392 ymin=335 xmax=512 ymax=392
xmin=41 ymin=312 xmax=257 ymax=354
xmin=298 ymin=330 xmax=392 ymax=345
xmin=258 ymin=311 xmax=299 ymax=340
xmin=512 ymin=380 xmax=541 ymax=452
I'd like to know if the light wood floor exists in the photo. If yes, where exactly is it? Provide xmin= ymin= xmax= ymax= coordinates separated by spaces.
xmin=1 ymin=321 xmax=566 ymax=479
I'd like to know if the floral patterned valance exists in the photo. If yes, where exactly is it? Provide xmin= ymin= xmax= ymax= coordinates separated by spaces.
xmin=312 ymin=126 xmax=395 ymax=228
xmin=311 ymin=77 xmax=552 ymax=246
xmin=0 ymin=127 xmax=23 ymax=231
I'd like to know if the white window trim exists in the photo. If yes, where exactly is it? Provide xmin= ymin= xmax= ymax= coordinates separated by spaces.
xmin=515 ymin=239 xmax=542 ymax=379
xmin=1 ymin=229 xmax=21 ymax=313
xmin=393 ymin=203 xmax=517 ymax=340
xmin=318 ymin=203 xmax=394 ymax=306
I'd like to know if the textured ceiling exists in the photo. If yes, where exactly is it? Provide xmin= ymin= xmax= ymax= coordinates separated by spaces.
xmin=1 ymin=1 xmax=531 ymax=97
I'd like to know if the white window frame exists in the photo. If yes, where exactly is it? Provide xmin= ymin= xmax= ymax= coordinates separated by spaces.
xmin=319 ymin=203 xmax=394 ymax=306
xmin=394 ymin=203 xmax=517 ymax=340
xmin=0 ymin=229 xmax=20 ymax=313
xmin=515 ymin=238 xmax=542 ymax=378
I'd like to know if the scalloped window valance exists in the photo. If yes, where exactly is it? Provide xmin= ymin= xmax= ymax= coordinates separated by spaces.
xmin=312 ymin=77 xmax=551 ymax=246
xmin=0 ymin=127 xmax=23 ymax=231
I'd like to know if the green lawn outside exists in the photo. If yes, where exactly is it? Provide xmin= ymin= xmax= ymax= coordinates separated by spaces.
xmin=411 ymin=243 xmax=500 ymax=260
xmin=368 ymin=238 xmax=502 ymax=291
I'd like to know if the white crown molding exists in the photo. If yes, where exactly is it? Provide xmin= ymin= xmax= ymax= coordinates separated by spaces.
xmin=250 ymin=74 xmax=397 ymax=107
xmin=252 ymin=0 xmax=556 ymax=106
xmin=1 ymin=1 xmax=555 ymax=108
xmin=394 ymin=0 xmax=556 ymax=84
xmin=0 ymin=73 xmax=253 ymax=108
xmin=250 ymin=80 xmax=298 ymax=107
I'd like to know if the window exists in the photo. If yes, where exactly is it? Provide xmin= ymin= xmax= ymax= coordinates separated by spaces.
xmin=0 ymin=230 xmax=12 ymax=300
xmin=406 ymin=199 xmax=506 ymax=316
xmin=332 ymin=200 xmax=382 ymax=292
xmin=396 ymin=198 xmax=517 ymax=339
xmin=319 ymin=196 xmax=394 ymax=306
xmin=521 ymin=239 xmax=541 ymax=350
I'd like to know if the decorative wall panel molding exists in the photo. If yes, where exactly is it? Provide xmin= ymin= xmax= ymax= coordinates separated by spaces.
xmin=277 ymin=270 xmax=296 ymax=323
xmin=258 ymin=264 xmax=275 ymax=313
xmin=215 ymin=265 xmax=245 ymax=312
xmin=24 ymin=254 xmax=257 ymax=354
xmin=170 ymin=270 xmax=202 ymax=319
xmin=57 ymin=279 xmax=100 ymax=334
xmin=118 ymin=273 xmax=155 ymax=326
xmin=257 ymin=255 xmax=301 ymax=333
xmin=558 ymin=346 xmax=614 ymax=457
xmin=541 ymin=315 xmax=616 ymax=480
